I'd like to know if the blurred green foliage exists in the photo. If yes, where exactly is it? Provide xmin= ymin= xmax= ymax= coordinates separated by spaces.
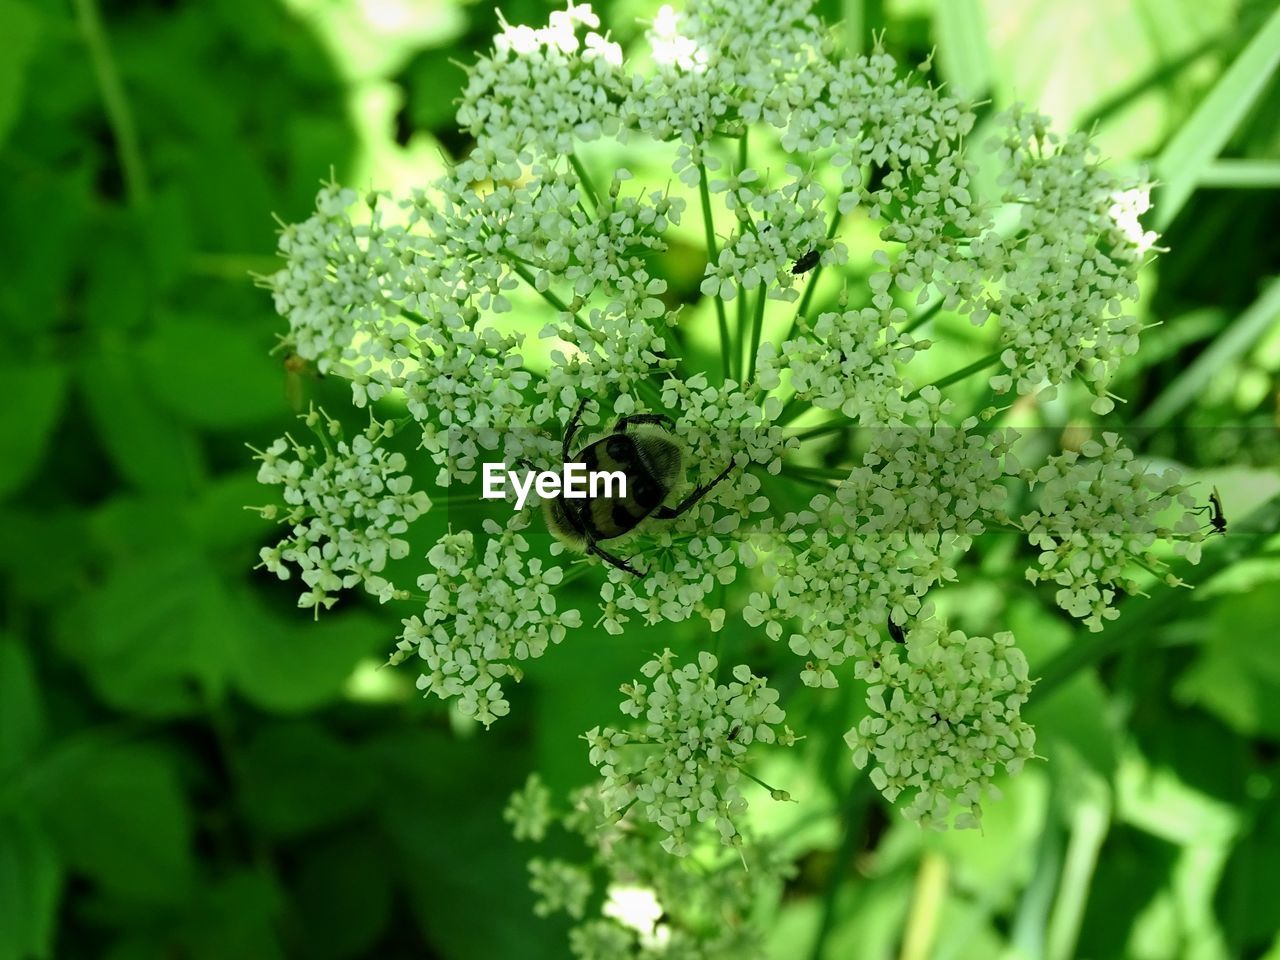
xmin=0 ymin=0 xmax=1278 ymax=958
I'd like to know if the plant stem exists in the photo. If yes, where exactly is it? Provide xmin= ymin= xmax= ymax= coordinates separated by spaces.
xmin=904 ymin=350 xmax=1002 ymax=401
xmin=698 ymin=161 xmax=733 ymax=379
xmin=73 ymin=0 xmax=150 ymax=207
xmin=746 ymin=282 xmax=767 ymax=384
xmin=568 ymin=153 xmax=600 ymax=214
xmin=902 ymin=297 xmax=944 ymax=334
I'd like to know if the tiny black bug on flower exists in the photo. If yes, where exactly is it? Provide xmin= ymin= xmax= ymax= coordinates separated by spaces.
xmin=791 ymin=249 xmax=820 ymax=275
xmin=887 ymin=617 xmax=906 ymax=644
xmin=1193 ymin=486 xmax=1228 ymax=536
xmin=539 ymin=399 xmax=736 ymax=577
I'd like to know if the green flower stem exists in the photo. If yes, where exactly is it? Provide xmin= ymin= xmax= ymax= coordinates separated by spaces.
xmin=1031 ymin=489 xmax=1280 ymax=704
xmin=698 ymin=160 xmax=733 ymax=379
xmin=73 ymin=0 xmax=150 ymax=208
xmin=794 ymin=419 xmax=850 ymax=443
xmin=568 ymin=153 xmax=600 ymax=214
xmin=901 ymin=296 xmax=944 ymax=334
xmin=780 ymin=462 xmax=848 ymax=481
xmin=746 ymin=282 xmax=768 ymax=384
xmin=903 ymin=349 xmax=1003 ymax=401
xmin=735 ymin=280 xmax=749 ymax=381
xmin=733 ymin=130 xmax=751 ymax=381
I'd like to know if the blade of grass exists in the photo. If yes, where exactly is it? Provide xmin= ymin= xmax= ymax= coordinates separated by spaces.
xmin=1134 ymin=278 xmax=1280 ymax=429
xmin=934 ymin=0 xmax=990 ymax=98
xmin=1078 ymin=35 xmax=1219 ymax=131
xmin=1154 ymin=6 xmax=1280 ymax=229
xmin=1197 ymin=159 xmax=1280 ymax=189
xmin=1046 ymin=783 xmax=1110 ymax=960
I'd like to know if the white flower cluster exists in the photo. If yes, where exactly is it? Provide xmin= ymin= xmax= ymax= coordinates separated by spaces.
xmin=1018 ymin=433 xmax=1199 ymax=631
xmin=784 ymin=47 xmax=976 ymax=215
xmin=252 ymin=413 xmax=430 ymax=613
xmin=846 ymin=621 xmax=1036 ymax=829
xmin=700 ymin=166 xmax=844 ymax=303
xmin=504 ymin=772 xmax=553 ymax=842
xmin=746 ymin=397 xmax=1014 ymax=688
xmin=529 ymin=858 xmax=593 ymax=919
xmin=390 ymin=516 xmax=583 ymax=727
xmin=633 ymin=0 xmax=824 ymax=156
xmin=509 ymin=779 xmax=784 ymax=959
xmin=456 ymin=2 xmax=625 ymax=180
xmin=984 ymin=106 xmax=1153 ymax=411
xmin=756 ymin=302 xmax=925 ymax=422
xmin=585 ymin=650 xmax=794 ymax=856
xmin=255 ymin=0 xmax=1187 ymax=869
xmin=266 ymin=185 xmax=416 ymax=375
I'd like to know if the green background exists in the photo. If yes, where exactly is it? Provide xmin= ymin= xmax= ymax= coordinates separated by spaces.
xmin=1 ymin=0 xmax=1278 ymax=957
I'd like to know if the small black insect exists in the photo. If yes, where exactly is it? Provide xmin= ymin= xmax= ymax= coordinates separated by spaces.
xmin=1193 ymin=487 xmax=1228 ymax=536
xmin=727 ymin=725 xmax=741 ymax=742
xmin=791 ymin=249 xmax=820 ymax=275
xmin=887 ymin=617 xmax=906 ymax=644
xmin=541 ymin=400 xmax=735 ymax=576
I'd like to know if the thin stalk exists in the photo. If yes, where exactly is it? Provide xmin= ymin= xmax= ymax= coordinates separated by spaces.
xmin=902 ymin=297 xmax=944 ymax=335
xmin=904 ymin=350 xmax=1002 ymax=401
xmin=568 ymin=153 xmax=600 ymax=214
xmin=795 ymin=419 xmax=850 ymax=443
xmin=698 ymin=161 xmax=733 ymax=379
xmin=73 ymin=0 xmax=150 ymax=207
xmin=746 ymin=282 xmax=767 ymax=384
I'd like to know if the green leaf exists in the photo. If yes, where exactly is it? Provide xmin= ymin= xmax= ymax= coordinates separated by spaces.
xmin=0 ymin=814 xmax=62 ymax=960
xmin=0 ymin=361 xmax=67 ymax=501
xmin=228 ymin=598 xmax=387 ymax=713
xmin=1155 ymin=5 xmax=1280 ymax=228
xmin=32 ymin=739 xmax=192 ymax=904
xmin=933 ymin=0 xmax=991 ymax=98
xmin=1216 ymin=798 xmax=1280 ymax=957
xmin=178 ymin=871 xmax=286 ymax=960
xmin=0 ymin=635 xmax=45 ymax=780
xmin=1031 ymin=672 xmax=1119 ymax=780
xmin=1135 ymin=279 xmax=1280 ymax=428
xmin=238 ymin=723 xmax=374 ymax=838
xmin=78 ymin=346 xmax=205 ymax=494
xmin=369 ymin=730 xmax=562 ymax=960
xmin=64 ymin=545 xmax=233 ymax=717
xmin=1175 ymin=581 xmax=1280 ymax=738
xmin=0 ymin=0 xmax=40 ymax=148
xmin=1198 ymin=158 xmax=1280 ymax=189
xmin=292 ymin=829 xmax=393 ymax=960
xmin=137 ymin=314 xmax=286 ymax=428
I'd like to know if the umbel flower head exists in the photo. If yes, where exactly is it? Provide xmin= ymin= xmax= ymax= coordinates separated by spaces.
xmin=252 ymin=0 xmax=1195 ymax=852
